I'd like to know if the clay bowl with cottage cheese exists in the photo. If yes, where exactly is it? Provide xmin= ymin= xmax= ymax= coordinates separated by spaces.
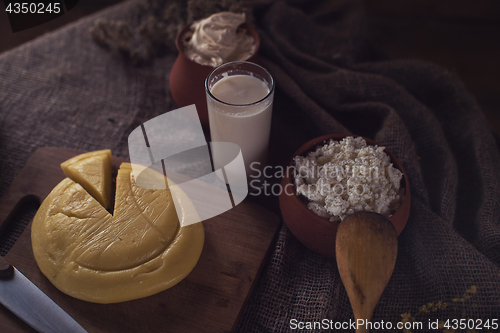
xmin=169 ymin=23 xmax=262 ymax=128
xmin=279 ymin=134 xmax=411 ymax=258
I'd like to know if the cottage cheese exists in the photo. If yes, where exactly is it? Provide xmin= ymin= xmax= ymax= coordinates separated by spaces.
xmin=294 ymin=136 xmax=404 ymax=222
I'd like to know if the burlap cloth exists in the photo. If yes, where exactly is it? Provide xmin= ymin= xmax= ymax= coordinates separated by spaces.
xmin=1 ymin=0 xmax=499 ymax=331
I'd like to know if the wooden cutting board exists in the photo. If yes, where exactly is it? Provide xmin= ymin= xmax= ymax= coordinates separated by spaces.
xmin=0 ymin=147 xmax=281 ymax=333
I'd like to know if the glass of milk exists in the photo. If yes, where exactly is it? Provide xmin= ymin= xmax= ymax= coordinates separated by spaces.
xmin=205 ymin=61 xmax=274 ymax=181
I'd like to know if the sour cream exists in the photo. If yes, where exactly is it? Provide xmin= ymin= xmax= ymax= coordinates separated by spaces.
xmin=183 ymin=12 xmax=255 ymax=67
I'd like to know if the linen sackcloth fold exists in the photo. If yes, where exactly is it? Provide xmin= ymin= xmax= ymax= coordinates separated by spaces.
xmin=0 ymin=0 xmax=499 ymax=331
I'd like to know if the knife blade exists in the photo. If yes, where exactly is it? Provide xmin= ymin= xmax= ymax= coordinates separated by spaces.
xmin=0 ymin=255 xmax=87 ymax=333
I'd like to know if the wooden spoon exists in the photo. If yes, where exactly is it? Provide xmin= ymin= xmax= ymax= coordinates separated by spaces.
xmin=335 ymin=211 xmax=398 ymax=333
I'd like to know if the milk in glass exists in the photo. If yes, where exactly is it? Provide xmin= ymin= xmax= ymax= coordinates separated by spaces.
xmin=206 ymin=62 xmax=274 ymax=180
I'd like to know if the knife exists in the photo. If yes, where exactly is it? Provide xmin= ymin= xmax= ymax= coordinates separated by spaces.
xmin=0 ymin=255 xmax=88 ymax=333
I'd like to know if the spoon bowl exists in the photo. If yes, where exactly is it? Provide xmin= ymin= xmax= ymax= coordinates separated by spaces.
xmin=335 ymin=211 xmax=398 ymax=333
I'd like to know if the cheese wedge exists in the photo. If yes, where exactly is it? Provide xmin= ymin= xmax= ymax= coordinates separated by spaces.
xmin=60 ymin=149 xmax=112 ymax=210
xmin=32 ymin=155 xmax=204 ymax=304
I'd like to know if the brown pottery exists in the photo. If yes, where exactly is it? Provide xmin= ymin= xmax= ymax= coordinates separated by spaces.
xmin=169 ymin=23 xmax=262 ymax=127
xmin=279 ymin=134 xmax=411 ymax=258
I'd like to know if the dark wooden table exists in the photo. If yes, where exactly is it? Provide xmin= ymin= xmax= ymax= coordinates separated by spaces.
xmin=365 ymin=0 xmax=500 ymax=136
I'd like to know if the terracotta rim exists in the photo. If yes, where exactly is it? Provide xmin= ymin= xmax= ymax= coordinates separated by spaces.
xmin=281 ymin=134 xmax=411 ymax=235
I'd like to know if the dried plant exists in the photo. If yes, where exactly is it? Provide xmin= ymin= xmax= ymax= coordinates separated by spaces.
xmin=90 ymin=0 xmax=252 ymax=65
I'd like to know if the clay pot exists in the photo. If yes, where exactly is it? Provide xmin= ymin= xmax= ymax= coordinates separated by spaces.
xmin=169 ymin=23 xmax=261 ymax=128
xmin=279 ymin=134 xmax=411 ymax=258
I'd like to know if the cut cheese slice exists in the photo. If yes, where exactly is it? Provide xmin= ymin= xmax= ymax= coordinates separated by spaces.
xmin=60 ymin=149 xmax=112 ymax=210
xmin=32 ymin=154 xmax=204 ymax=304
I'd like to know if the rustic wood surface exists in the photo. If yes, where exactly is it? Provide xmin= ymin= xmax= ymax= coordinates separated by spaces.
xmin=0 ymin=147 xmax=281 ymax=333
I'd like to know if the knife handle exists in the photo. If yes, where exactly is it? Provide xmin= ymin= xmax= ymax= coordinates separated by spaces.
xmin=0 ymin=255 xmax=14 ymax=279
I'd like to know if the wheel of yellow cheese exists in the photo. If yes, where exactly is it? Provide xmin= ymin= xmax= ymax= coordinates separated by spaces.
xmin=31 ymin=151 xmax=204 ymax=304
